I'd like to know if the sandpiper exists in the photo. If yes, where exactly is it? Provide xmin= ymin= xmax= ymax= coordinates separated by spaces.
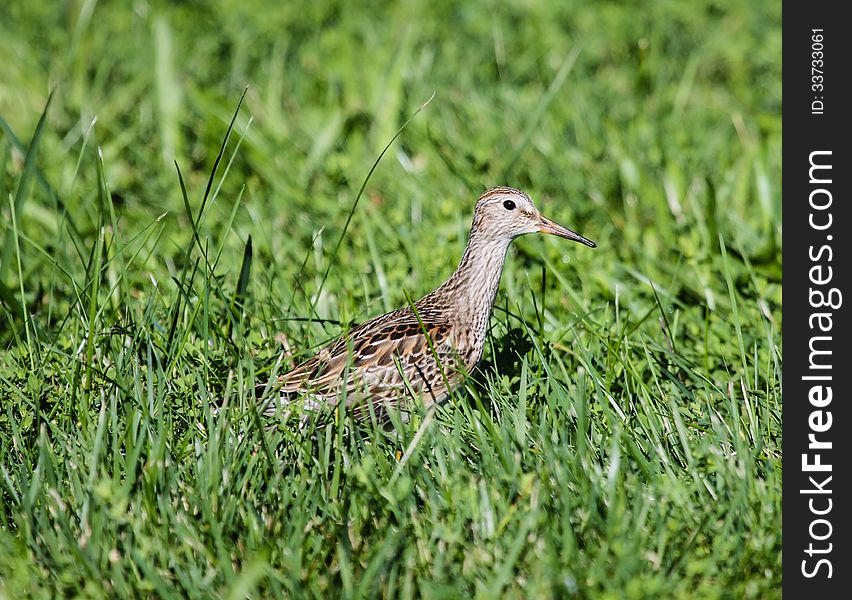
xmin=262 ymin=186 xmax=595 ymax=422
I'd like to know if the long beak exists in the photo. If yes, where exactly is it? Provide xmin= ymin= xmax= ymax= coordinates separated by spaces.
xmin=537 ymin=216 xmax=597 ymax=248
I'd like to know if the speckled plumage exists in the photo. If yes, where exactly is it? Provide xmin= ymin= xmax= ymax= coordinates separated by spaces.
xmin=262 ymin=187 xmax=595 ymax=422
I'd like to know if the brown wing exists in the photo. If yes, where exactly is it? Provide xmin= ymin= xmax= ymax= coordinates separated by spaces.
xmin=265 ymin=309 xmax=464 ymax=420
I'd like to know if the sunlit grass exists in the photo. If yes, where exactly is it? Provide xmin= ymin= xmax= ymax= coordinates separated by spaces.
xmin=1 ymin=0 xmax=780 ymax=597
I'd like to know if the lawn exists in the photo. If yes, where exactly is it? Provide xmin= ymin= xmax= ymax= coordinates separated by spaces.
xmin=0 ymin=0 xmax=781 ymax=597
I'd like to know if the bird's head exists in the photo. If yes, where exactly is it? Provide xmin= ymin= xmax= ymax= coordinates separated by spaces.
xmin=472 ymin=187 xmax=596 ymax=247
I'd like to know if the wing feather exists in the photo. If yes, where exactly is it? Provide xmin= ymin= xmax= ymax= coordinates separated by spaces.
xmin=266 ymin=308 xmax=464 ymax=419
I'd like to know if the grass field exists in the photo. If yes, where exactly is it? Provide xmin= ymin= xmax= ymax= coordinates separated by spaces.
xmin=0 ymin=1 xmax=781 ymax=597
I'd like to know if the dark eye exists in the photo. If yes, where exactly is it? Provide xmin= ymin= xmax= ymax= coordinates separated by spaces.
xmin=503 ymin=200 xmax=516 ymax=210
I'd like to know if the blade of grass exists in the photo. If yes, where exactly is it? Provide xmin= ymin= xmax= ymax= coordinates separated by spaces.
xmin=1 ymin=92 xmax=53 ymax=284
xmin=312 ymin=92 xmax=435 ymax=312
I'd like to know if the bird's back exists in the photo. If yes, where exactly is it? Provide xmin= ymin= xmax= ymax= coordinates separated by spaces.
xmin=263 ymin=302 xmax=478 ymax=421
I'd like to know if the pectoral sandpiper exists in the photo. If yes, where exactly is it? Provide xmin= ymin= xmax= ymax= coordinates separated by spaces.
xmin=262 ymin=186 xmax=595 ymax=422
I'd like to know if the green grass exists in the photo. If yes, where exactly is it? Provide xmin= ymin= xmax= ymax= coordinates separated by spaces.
xmin=0 ymin=0 xmax=781 ymax=597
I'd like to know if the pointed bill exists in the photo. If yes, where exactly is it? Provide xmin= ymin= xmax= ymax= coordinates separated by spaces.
xmin=537 ymin=216 xmax=596 ymax=247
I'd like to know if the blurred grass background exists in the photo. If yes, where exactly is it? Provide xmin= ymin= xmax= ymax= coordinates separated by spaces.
xmin=1 ymin=0 xmax=780 ymax=597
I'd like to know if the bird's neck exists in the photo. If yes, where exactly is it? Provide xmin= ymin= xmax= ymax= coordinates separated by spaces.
xmin=428 ymin=230 xmax=511 ymax=326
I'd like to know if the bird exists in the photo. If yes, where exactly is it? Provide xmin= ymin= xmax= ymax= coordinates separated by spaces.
xmin=261 ymin=186 xmax=596 ymax=423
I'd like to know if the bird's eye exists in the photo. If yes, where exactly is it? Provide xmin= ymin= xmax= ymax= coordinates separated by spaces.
xmin=503 ymin=200 xmax=516 ymax=211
